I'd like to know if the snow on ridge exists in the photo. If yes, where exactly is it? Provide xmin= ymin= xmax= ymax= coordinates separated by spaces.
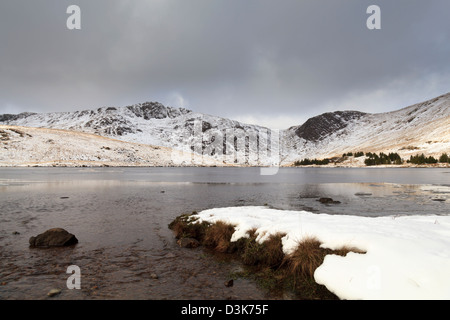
xmin=0 ymin=125 xmax=226 ymax=167
xmin=281 ymin=93 xmax=450 ymax=162
xmin=1 ymin=93 xmax=449 ymax=166
xmin=193 ymin=206 xmax=450 ymax=300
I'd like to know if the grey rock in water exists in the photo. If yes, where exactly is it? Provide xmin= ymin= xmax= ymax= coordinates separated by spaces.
xmin=317 ymin=197 xmax=341 ymax=204
xmin=29 ymin=228 xmax=78 ymax=248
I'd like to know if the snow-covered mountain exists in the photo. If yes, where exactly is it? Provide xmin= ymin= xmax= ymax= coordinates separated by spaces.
xmin=0 ymin=125 xmax=225 ymax=167
xmin=0 ymin=101 xmax=277 ymax=166
xmin=1 ymin=93 xmax=449 ymax=166
xmin=281 ymin=92 xmax=450 ymax=163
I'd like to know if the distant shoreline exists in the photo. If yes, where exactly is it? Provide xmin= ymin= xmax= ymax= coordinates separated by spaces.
xmin=0 ymin=162 xmax=449 ymax=168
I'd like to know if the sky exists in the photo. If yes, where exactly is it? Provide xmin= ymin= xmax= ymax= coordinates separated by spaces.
xmin=0 ymin=0 xmax=449 ymax=129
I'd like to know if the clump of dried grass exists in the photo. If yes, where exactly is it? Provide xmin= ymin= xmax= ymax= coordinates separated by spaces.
xmin=203 ymin=221 xmax=236 ymax=253
xmin=239 ymin=229 xmax=285 ymax=268
xmin=281 ymin=236 xmax=326 ymax=279
xmin=281 ymin=236 xmax=366 ymax=279
xmin=168 ymin=212 xmax=210 ymax=240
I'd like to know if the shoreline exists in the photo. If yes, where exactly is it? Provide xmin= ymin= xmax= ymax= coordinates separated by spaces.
xmin=0 ymin=163 xmax=449 ymax=168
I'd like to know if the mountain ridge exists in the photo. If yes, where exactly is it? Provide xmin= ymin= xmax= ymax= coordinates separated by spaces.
xmin=1 ymin=92 xmax=449 ymax=166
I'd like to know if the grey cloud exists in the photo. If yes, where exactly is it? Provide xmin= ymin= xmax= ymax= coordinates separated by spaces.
xmin=0 ymin=0 xmax=449 ymax=128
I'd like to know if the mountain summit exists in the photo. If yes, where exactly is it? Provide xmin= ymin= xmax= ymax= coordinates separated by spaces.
xmin=292 ymin=111 xmax=367 ymax=142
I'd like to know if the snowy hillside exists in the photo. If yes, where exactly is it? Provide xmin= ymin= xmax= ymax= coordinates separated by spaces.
xmin=0 ymin=125 xmax=225 ymax=167
xmin=1 ymin=93 xmax=449 ymax=166
xmin=0 ymin=102 xmax=277 ymax=166
xmin=281 ymin=92 xmax=450 ymax=164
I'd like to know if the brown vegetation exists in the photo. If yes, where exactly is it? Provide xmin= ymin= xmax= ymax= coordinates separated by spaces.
xmin=203 ymin=221 xmax=236 ymax=253
xmin=168 ymin=213 xmax=366 ymax=299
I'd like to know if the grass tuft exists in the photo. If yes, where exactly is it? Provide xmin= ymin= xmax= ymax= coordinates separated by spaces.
xmin=281 ymin=236 xmax=326 ymax=279
xmin=239 ymin=230 xmax=285 ymax=268
xmin=168 ymin=212 xmax=210 ymax=240
xmin=203 ymin=221 xmax=236 ymax=253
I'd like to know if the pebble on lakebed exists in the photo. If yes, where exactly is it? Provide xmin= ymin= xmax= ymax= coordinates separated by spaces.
xmin=47 ymin=288 xmax=61 ymax=297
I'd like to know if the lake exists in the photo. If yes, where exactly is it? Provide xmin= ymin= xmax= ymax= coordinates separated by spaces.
xmin=0 ymin=167 xmax=448 ymax=299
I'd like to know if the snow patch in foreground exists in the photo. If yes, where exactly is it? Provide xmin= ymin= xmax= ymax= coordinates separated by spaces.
xmin=193 ymin=206 xmax=450 ymax=300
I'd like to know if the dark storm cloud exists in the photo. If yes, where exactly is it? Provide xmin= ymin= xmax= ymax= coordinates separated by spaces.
xmin=1 ymin=0 xmax=449 ymax=128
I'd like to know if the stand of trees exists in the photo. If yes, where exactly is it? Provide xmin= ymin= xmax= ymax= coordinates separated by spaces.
xmin=293 ymin=152 xmax=449 ymax=166
xmin=364 ymin=152 xmax=403 ymax=166
xmin=407 ymin=153 xmax=439 ymax=164
xmin=293 ymin=158 xmax=331 ymax=166
xmin=439 ymin=153 xmax=449 ymax=163
xmin=343 ymin=151 xmax=364 ymax=157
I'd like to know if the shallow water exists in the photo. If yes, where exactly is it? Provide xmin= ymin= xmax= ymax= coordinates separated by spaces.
xmin=0 ymin=167 xmax=448 ymax=299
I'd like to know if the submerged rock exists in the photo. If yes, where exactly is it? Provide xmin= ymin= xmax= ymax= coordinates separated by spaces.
xmin=355 ymin=192 xmax=372 ymax=196
xmin=317 ymin=197 xmax=341 ymax=204
xmin=29 ymin=228 xmax=78 ymax=248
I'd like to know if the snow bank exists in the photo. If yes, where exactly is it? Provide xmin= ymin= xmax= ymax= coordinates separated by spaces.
xmin=193 ymin=206 xmax=450 ymax=300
